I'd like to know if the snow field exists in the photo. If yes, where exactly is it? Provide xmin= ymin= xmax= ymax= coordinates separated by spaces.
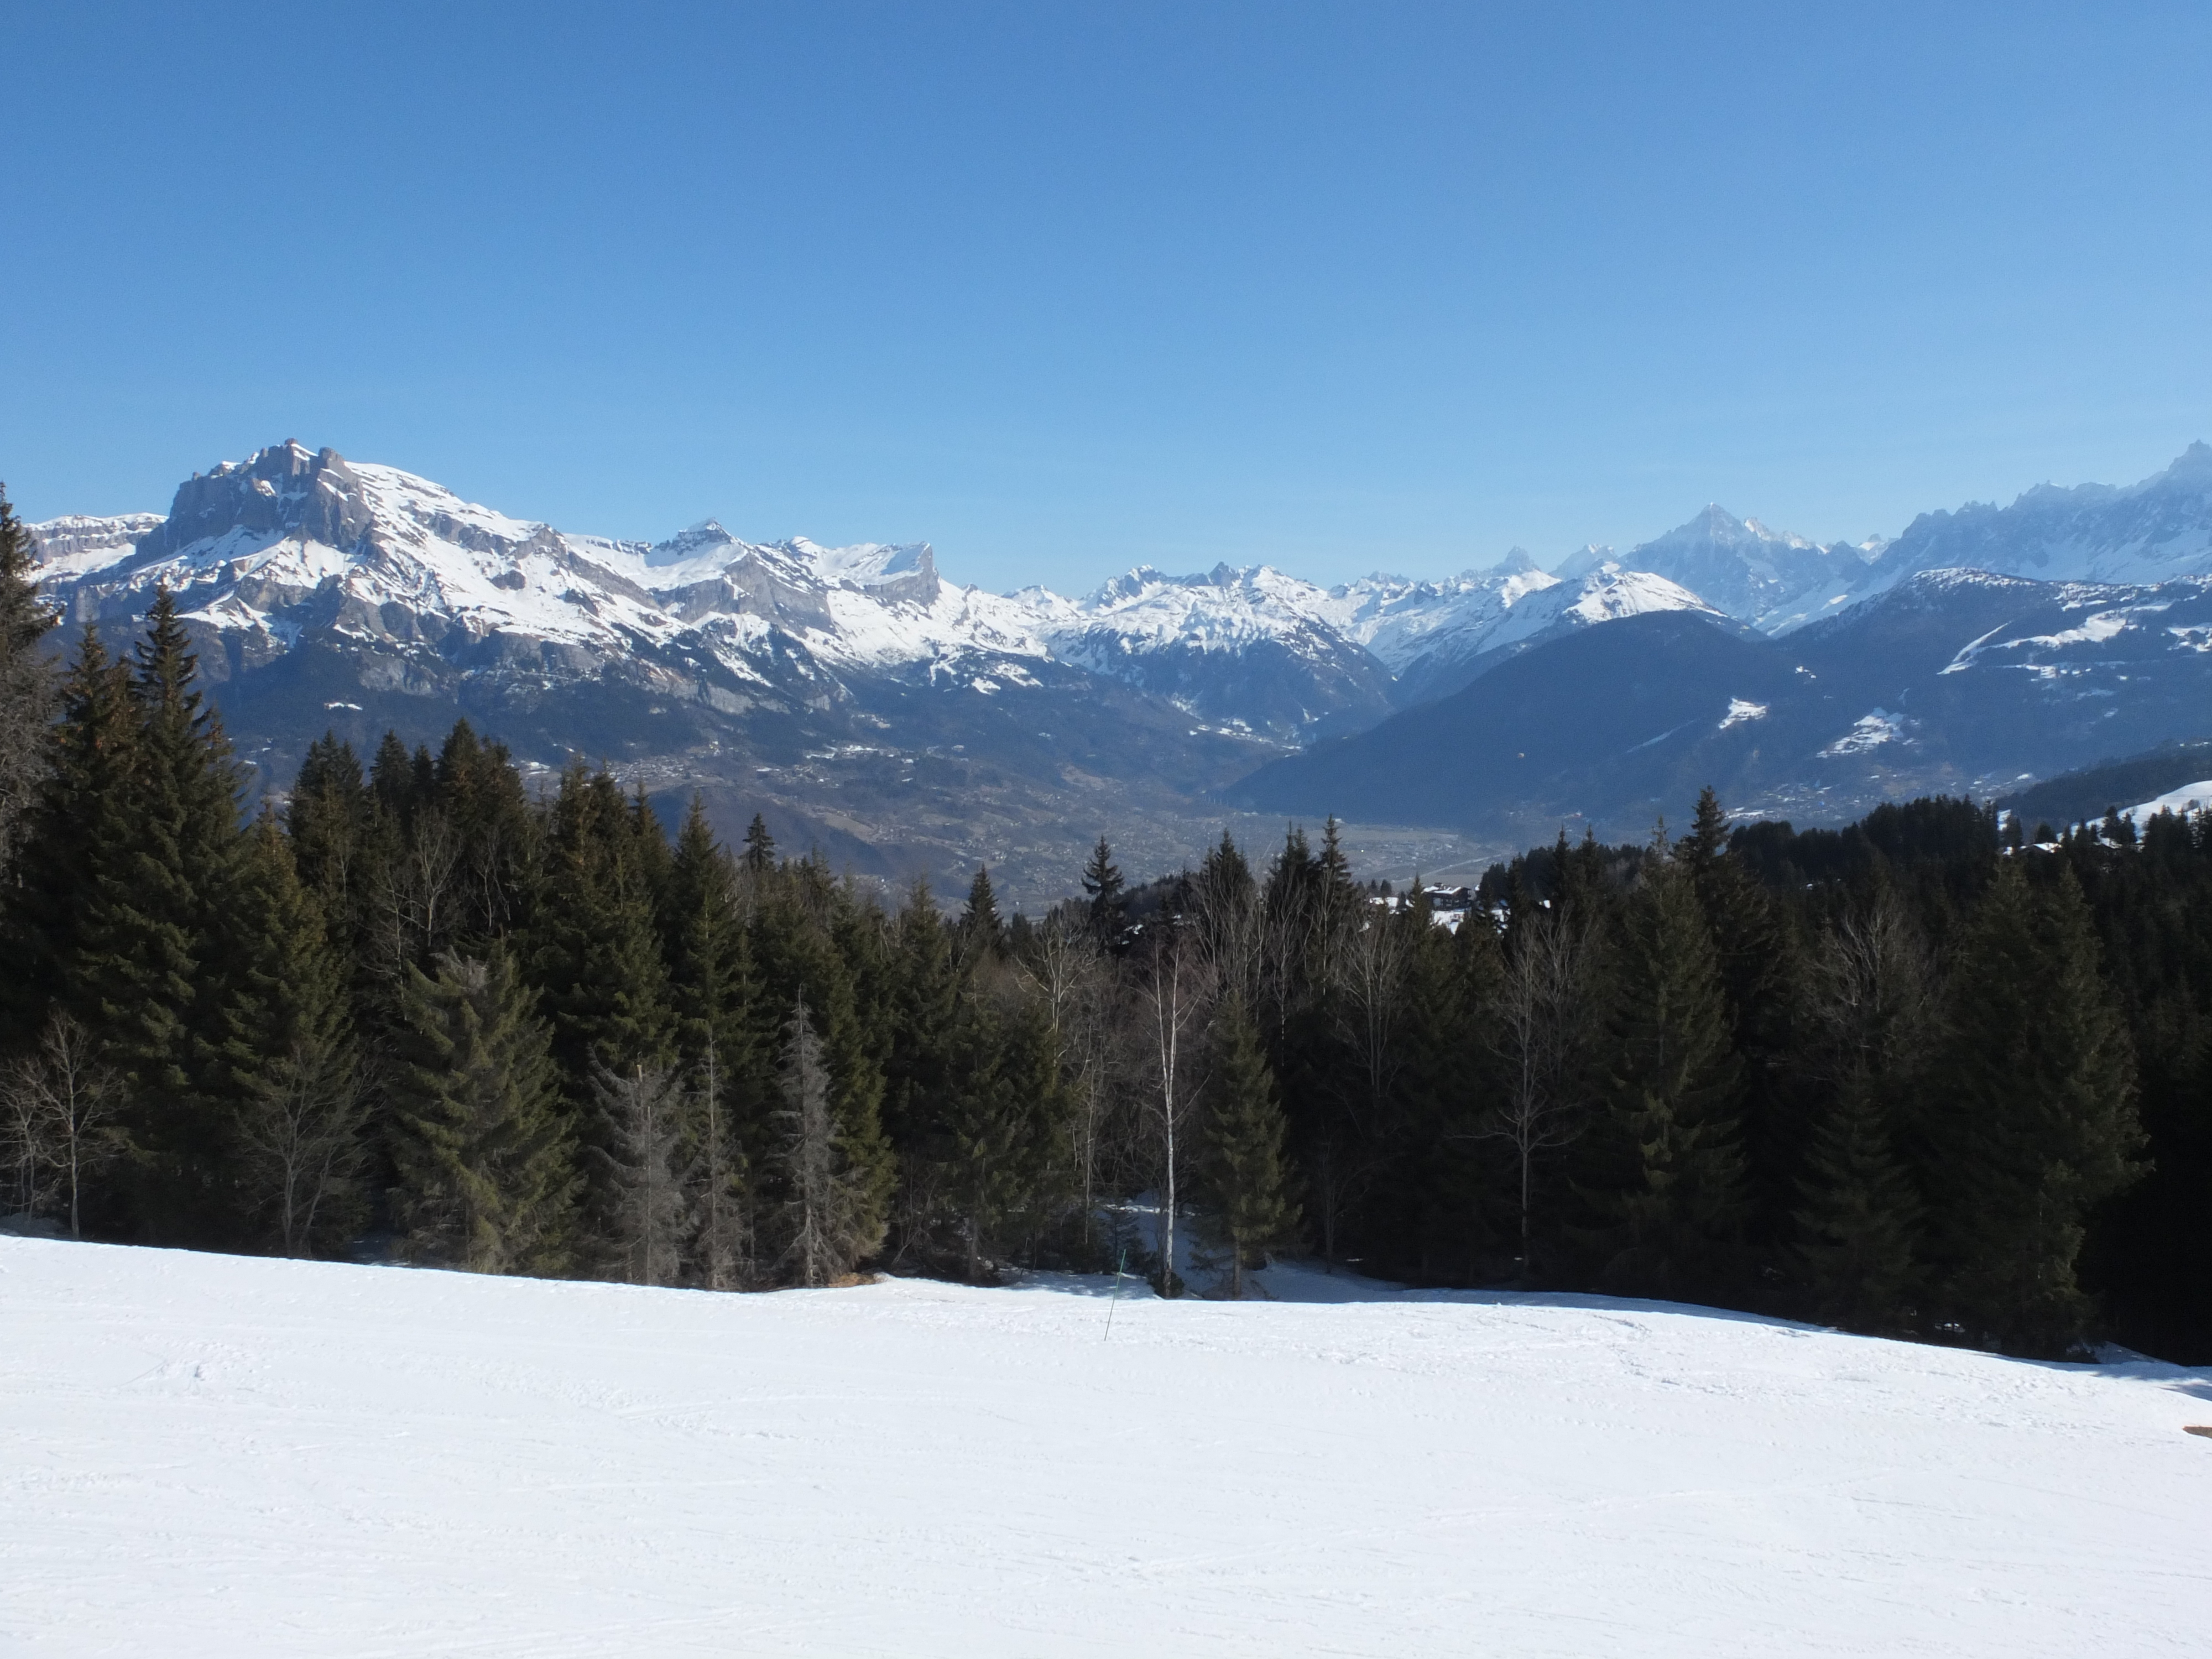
xmin=2 ymin=1237 xmax=2208 ymax=1657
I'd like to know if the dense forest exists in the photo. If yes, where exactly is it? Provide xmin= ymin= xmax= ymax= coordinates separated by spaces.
xmin=2 ymin=491 xmax=2208 ymax=1361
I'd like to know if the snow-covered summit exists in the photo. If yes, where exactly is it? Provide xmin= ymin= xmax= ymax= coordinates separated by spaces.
xmin=1865 ymin=441 xmax=2212 ymax=593
xmin=28 ymin=442 xmax=1045 ymax=702
xmin=1603 ymin=504 xmax=1885 ymax=630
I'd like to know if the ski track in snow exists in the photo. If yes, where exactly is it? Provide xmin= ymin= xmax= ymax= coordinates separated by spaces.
xmin=2 ymin=1237 xmax=2209 ymax=1656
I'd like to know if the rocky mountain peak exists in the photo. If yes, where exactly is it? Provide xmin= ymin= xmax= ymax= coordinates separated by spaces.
xmin=141 ymin=440 xmax=372 ymax=567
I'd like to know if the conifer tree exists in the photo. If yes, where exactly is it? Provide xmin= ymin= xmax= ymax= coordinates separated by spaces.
xmin=773 ymin=992 xmax=884 ymax=1286
xmin=4 ymin=627 xmax=138 ymax=1048
xmin=524 ymin=766 xmax=675 ymax=1259
xmin=1676 ymin=787 xmax=1801 ymax=1243
xmin=434 ymin=719 xmax=537 ymax=946
xmin=958 ymin=864 xmax=1003 ymax=959
xmin=71 ymin=590 xmax=249 ymax=1239
xmin=942 ymin=995 xmax=1063 ymax=1278
xmin=218 ymin=816 xmax=366 ymax=1256
xmin=662 ymin=795 xmax=757 ymax=1287
xmin=530 ymin=764 xmax=676 ymax=1078
xmin=1192 ymin=830 xmax=1260 ymax=1008
xmin=391 ymin=947 xmax=579 ymax=1275
xmin=881 ymin=877 xmax=962 ymax=1155
xmin=0 ymin=483 xmax=60 ymax=875
xmin=1201 ymin=994 xmax=1299 ymax=1297
xmin=1793 ymin=1082 xmax=1922 ymax=1330
xmin=1922 ymin=862 xmax=2143 ymax=1351
xmin=286 ymin=734 xmax=372 ymax=927
xmin=741 ymin=812 xmax=776 ymax=877
xmin=591 ymin=1058 xmax=691 ymax=1286
xmin=1587 ymin=855 xmax=1749 ymax=1298
xmin=369 ymin=730 xmax=416 ymax=823
xmin=1791 ymin=896 xmax=1931 ymax=1331
xmin=1081 ymin=836 xmax=1125 ymax=943
xmin=747 ymin=881 xmax=895 ymax=1278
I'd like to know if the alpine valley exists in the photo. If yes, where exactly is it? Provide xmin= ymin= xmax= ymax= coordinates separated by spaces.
xmin=29 ymin=440 xmax=2212 ymax=898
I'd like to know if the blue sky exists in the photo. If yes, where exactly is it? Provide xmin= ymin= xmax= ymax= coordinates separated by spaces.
xmin=6 ymin=2 xmax=2211 ymax=592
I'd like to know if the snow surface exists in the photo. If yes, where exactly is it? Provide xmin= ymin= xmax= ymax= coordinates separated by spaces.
xmin=2121 ymin=780 xmax=2212 ymax=823
xmin=4 ymin=1235 xmax=2209 ymax=1657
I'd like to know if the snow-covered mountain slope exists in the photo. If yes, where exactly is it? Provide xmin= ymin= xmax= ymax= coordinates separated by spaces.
xmin=39 ymin=442 xmax=1052 ymax=698
xmin=1234 ymin=566 xmax=2212 ymax=841
xmin=20 ymin=509 xmax=166 ymax=580
xmin=1326 ymin=551 xmax=1560 ymax=672
xmin=1815 ymin=442 xmax=2212 ymax=615
xmin=1020 ymin=563 xmax=1397 ymax=736
xmin=1383 ymin=559 xmax=1720 ymax=705
xmin=1609 ymin=503 xmax=1885 ymax=630
xmin=6 ymin=1234 xmax=2208 ymax=1658
xmin=1023 ymin=551 xmax=1718 ymax=719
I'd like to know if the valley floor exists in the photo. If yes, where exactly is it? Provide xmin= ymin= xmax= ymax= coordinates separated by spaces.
xmin=2 ymin=1238 xmax=2207 ymax=1656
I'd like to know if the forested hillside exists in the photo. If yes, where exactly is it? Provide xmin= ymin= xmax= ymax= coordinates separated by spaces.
xmin=3 ymin=491 xmax=2207 ymax=1361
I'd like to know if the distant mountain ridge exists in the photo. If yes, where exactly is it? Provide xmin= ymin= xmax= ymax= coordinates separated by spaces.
xmin=1233 ymin=565 xmax=2212 ymax=841
xmin=28 ymin=438 xmax=2212 ymax=887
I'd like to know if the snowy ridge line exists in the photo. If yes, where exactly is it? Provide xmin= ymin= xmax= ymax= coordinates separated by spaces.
xmin=27 ymin=438 xmax=2212 ymax=714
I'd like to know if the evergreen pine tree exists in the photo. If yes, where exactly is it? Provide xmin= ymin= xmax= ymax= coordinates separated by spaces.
xmin=1790 ymin=896 xmax=1932 ymax=1332
xmin=942 ymin=995 xmax=1063 ymax=1279
xmin=745 ymin=880 xmax=895 ymax=1280
xmin=390 ymin=946 xmax=579 ymax=1275
xmin=0 ymin=482 xmax=60 ymax=875
xmin=1675 ymin=786 xmax=1802 ymax=1246
xmin=590 ymin=1058 xmax=691 ymax=1286
xmin=1081 ymin=836 xmax=1125 ymax=943
xmin=529 ymin=765 xmax=676 ymax=1077
xmin=4 ymin=627 xmax=138 ymax=1050
xmin=69 ymin=589 xmax=250 ymax=1239
xmin=217 ymin=816 xmax=366 ymax=1256
xmin=1793 ymin=1079 xmax=1922 ymax=1331
xmin=881 ymin=878 xmax=962 ymax=1155
xmin=662 ymin=796 xmax=757 ymax=1287
xmin=741 ymin=812 xmax=776 ymax=877
xmin=773 ymin=992 xmax=884 ymax=1286
xmin=958 ymin=864 xmax=1003 ymax=959
xmin=524 ymin=765 xmax=676 ymax=1263
xmin=1587 ymin=856 xmax=1749 ymax=1298
xmin=1200 ymin=994 xmax=1299 ymax=1296
xmin=1922 ymin=862 xmax=2144 ymax=1352
xmin=285 ymin=733 xmax=371 ymax=925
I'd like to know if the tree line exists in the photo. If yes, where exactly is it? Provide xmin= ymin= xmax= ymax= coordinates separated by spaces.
xmin=1 ymin=487 xmax=2205 ymax=1360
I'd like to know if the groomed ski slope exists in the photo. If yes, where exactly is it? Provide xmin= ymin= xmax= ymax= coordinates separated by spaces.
xmin=3 ymin=1237 xmax=2207 ymax=1657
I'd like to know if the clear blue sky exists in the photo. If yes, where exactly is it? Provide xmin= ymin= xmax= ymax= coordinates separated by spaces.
xmin=6 ymin=2 xmax=2211 ymax=592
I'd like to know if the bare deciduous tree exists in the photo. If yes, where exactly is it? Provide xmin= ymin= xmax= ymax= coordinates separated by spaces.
xmin=1135 ymin=924 xmax=1213 ymax=1294
xmin=1481 ymin=902 xmax=1595 ymax=1273
xmin=1 ymin=1013 xmax=125 ymax=1239
xmin=1023 ymin=907 xmax=1119 ymax=1258
xmin=233 ymin=1039 xmax=367 ymax=1256
xmin=375 ymin=807 xmax=462 ymax=974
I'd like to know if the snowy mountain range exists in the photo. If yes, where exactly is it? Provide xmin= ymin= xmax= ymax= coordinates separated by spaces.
xmin=27 ymin=439 xmax=2212 ymax=886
